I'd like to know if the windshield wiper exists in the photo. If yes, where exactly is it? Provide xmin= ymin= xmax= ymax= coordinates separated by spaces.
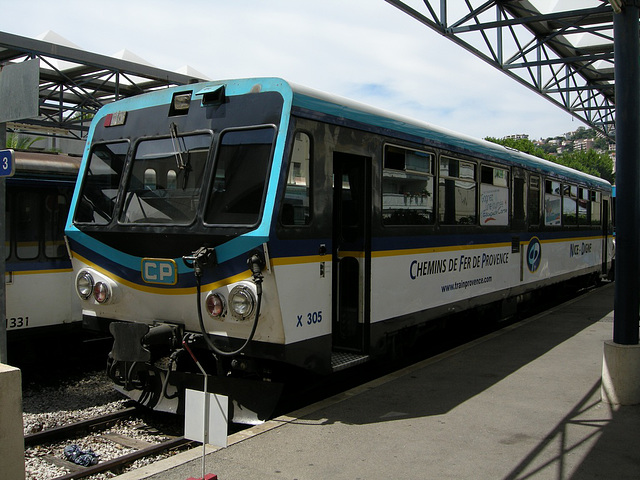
xmin=169 ymin=122 xmax=192 ymax=189
xmin=169 ymin=122 xmax=187 ymax=170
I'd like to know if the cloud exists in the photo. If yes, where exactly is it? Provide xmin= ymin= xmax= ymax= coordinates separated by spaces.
xmin=3 ymin=0 xmax=584 ymax=140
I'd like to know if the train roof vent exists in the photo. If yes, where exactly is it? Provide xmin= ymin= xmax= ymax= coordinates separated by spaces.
xmin=196 ymin=85 xmax=226 ymax=107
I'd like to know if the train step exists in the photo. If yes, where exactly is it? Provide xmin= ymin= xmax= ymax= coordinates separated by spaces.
xmin=331 ymin=351 xmax=370 ymax=372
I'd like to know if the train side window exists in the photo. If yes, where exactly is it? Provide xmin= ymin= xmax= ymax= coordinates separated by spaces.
xmin=544 ymin=179 xmax=561 ymax=226
xmin=382 ymin=145 xmax=434 ymax=226
xmin=513 ymin=174 xmax=526 ymax=229
xmin=144 ymin=169 xmax=157 ymax=190
xmin=439 ymin=156 xmax=477 ymax=225
xmin=562 ymin=184 xmax=578 ymax=226
xmin=44 ymin=193 xmax=68 ymax=259
xmin=167 ymin=170 xmax=177 ymax=189
xmin=480 ymin=165 xmax=509 ymax=226
xmin=281 ymin=132 xmax=312 ymax=226
xmin=75 ymin=141 xmax=129 ymax=225
xmin=528 ymin=175 xmax=541 ymax=227
xmin=591 ymin=190 xmax=601 ymax=225
xmin=578 ymin=188 xmax=590 ymax=226
xmin=16 ymin=191 xmax=40 ymax=260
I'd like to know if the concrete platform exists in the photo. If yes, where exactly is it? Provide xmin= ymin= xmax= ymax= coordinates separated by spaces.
xmin=115 ymin=283 xmax=640 ymax=480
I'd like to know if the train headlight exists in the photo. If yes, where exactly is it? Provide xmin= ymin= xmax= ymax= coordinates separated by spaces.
xmin=206 ymin=293 xmax=226 ymax=318
xmin=76 ymin=271 xmax=94 ymax=300
xmin=229 ymin=285 xmax=256 ymax=320
xmin=93 ymin=281 xmax=111 ymax=304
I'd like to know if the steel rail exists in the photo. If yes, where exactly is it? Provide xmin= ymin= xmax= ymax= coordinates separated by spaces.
xmin=24 ymin=406 xmax=138 ymax=447
xmin=49 ymin=437 xmax=193 ymax=480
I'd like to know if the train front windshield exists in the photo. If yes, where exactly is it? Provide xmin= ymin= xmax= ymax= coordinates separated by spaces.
xmin=74 ymin=141 xmax=128 ymax=225
xmin=74 ymin=128 xmax=275 ymax=230
xmin=204 ymin=127 xmax=275 ymax=226
xmin=120 ymin=134 xmax=211 ymax=225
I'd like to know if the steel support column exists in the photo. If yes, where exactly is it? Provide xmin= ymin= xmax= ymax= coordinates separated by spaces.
xmin=613 ymin=4 xmax=640 ymax=345
xmin=0 ymin=123 xmax=6 ymax=364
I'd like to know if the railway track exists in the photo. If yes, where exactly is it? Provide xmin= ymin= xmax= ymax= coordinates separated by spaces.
xmin=25 ymin=406 xmax=138 ymax=448
xmin=23 ymin=283 xmax=605 ymax=479
xmin=25 ymin=405 xmax=193 ymax=480
xmin=46 ymin=437 xmax=192 ymax=480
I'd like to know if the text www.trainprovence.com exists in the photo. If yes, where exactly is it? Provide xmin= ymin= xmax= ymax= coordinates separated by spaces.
xmin=441 ymin=276 xmax=493 ymax=293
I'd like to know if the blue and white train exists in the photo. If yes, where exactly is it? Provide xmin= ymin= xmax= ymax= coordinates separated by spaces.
xmin=6 ymin=151 xmax=81 ymax=338
xmin=64 ymin=78 xmax=614 ymax=422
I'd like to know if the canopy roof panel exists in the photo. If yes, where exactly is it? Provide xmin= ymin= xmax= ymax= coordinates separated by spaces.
xmin=0 ymin=31 xmax=205 ymax=141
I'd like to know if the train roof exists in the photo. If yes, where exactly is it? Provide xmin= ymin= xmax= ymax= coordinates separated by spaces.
xmin=95 ymin=77 xmax=611 ymax=192
xmin=13 ymin=151 xmax=81 ymax=176
xmin=286 ymin=80 xmax=611 ymax=191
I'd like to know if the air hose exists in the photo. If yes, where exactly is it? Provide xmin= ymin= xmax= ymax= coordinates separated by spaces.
xmin=185 ymin=247 xmax=264 ymax=357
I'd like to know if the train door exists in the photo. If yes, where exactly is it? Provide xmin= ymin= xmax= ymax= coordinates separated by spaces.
xmin=332 ymin=152 xmax=371 ymax=354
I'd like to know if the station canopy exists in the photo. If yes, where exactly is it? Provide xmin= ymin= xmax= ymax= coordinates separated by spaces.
xmin=0 ymin=30 xmax=206 ymax=141
xmin=385 ymin=0 xmax=619 ymax=139
xmin=0 ymin=3 xmax=626 ymax=141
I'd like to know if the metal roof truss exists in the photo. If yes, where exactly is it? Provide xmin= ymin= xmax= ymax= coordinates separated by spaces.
xmin=0 ymin=31 xmax=203 ymax=141
xmin=386 ymin=0 xmax=617 ymax=138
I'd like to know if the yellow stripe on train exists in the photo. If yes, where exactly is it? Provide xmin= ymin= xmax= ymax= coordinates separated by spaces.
xmin=71 ymin=251 xmax=253 ymax=295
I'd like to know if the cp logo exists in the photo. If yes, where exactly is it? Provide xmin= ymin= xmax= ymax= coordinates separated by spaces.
xmin=526 ymin=237 xmax=542 ymax=273
xmin=142 ymin=258 xmax=177 ymax=285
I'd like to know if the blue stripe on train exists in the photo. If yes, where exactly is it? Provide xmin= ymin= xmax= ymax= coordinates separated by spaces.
xmin=67 ymin=236 xmax=253 ymax=288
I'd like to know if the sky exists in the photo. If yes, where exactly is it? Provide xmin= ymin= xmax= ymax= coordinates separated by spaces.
xmin=2 ymin=0 xmax=589 ymax=141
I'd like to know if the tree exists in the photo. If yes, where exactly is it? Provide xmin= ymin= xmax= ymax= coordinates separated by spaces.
xmin=485 ymin=136 xmax=615 ymax=183
xmin=6 ymin=133 xmax=44 ymax=150
xmin=593 ymin=136 xmax=609 ymax=151
xmin=484 ymin=137 xmax=548 ymax=159
xmin=556 ymin=150 xmax=615 ymax=184
xmin=540 ymin=142 xmax=558 ymax=155
xmin=570 ymin=127 xmax=593 ymax=140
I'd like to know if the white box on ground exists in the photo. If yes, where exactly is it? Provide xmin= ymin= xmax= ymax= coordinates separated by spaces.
xmin=184 ymin=389 xmax=229 ymax=447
